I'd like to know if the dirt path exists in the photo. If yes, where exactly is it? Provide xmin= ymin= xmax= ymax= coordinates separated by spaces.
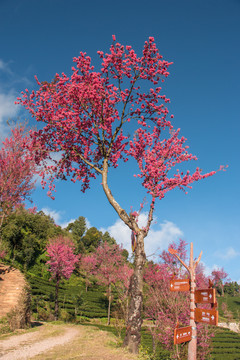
xmin=0 ymin=323 xmax=138 ymax=360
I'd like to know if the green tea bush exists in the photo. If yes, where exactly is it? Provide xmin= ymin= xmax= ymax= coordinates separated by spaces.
xmin=27 ymin=272 xmax=109 ymax=320
xmin=211 ymin=327 xmax=240 ymax=359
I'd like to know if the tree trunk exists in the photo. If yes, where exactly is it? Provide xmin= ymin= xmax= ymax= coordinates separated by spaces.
xmin=107 ymin=283 xmax=111 ymax=325
xmin=123 ymin=232 xmax=146 ymax=353
xmin=54 ymin=277 xmax=60 ymax=321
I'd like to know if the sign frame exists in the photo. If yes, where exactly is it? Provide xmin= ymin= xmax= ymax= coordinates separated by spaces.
xmin=195 ymin=288 xmax=216 ymax=304
xmin=174 ymin=326 xmax=192 ymax=345
xmin=195 ymin=308 xmax=218 ymax=326
xmin=170 ymin=279 xmax=190 ymax=292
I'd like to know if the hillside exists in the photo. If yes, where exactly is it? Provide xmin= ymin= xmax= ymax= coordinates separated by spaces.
xmin=0 ymin=264 xmax=26 ymax=318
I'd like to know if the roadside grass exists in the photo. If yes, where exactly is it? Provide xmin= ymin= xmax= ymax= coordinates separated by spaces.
xmin=0 ymin=321 xmax=65 ymax=341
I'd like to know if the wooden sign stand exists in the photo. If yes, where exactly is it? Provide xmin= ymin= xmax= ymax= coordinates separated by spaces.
xmin=169 ymin=243 xmax=202 ymax=360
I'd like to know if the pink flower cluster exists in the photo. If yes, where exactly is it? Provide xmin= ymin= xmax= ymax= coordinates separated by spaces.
xmin=46 ymin=236 xmax=79 ymax=280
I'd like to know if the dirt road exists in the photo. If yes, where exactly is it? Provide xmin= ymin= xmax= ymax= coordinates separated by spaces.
xmin=0 ymin=323 xmax=138 ymax=360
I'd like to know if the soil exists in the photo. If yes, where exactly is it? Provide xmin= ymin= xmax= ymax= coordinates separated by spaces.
xmin=0 ymin=322 xmax=138 ymax=360
xmin=0 ymin=265 xmax=26 ymax=318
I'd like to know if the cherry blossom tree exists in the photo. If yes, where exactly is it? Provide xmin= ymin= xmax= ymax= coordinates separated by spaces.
xmin=78 ymin=254 xmax=97 ymax=292
xmin=0 ymin=125 xmax=37 ymax=228
xmin=211 ymin=267 xmax=229 ymax=296
xmin=46 ymin=236 xmax=79 ymax=320
xmin=90 ymin=241 xmax=127 ymax=325
xmin=115 ymin=263 xmax=133 ymax=324
xmin=18 ymin=36 xmax=222 ymax=352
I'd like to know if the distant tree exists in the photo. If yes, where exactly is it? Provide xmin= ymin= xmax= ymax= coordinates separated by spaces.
xmin=195 ymin=262 xmax=210 ymax=289
xmin=102 ymin=231 xmax=117 ymax=246
xmin=78 ymin=254 xmax=97 ymax=292
xmin=46 ymin=236 xmax=79 ymax=320
xmin=18 ymin=36 xmax=222 ymax=353
xmin=211 ymin=267 xmax=229 ymax=296
xmin=0 ymin=125 xmax=38 ymax=228
xmin=90 ymin=242 xmax=127 ymax=325
xmin=224 ymin=281 xmax=240 ymax=297
xmin=66 ymin=216 xmax=87 ymax=253
xmin=81 ymin=227 xmax=102 ymax=253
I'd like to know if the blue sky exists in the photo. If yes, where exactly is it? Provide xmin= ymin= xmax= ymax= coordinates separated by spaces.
xmin=0 ymin=0 xmax=239 ymax=282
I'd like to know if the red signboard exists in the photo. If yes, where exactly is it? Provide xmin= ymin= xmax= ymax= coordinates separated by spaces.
xmin=170 ymin=279 xmax=190 ymax=292
xmin=195 ymin=308 xmax=218 ymax=326
xmin=174 ymin=326 xmax=192 ymax=345
xmin=195 ymin=288 xmax=216 ymax=304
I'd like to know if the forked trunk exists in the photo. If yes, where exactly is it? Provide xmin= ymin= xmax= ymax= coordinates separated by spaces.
xmin=123 ymin=232 xmax=146 ymax=353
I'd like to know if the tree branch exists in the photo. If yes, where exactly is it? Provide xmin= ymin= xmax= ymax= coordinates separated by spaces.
xmin=101 ymin=159 xmax=139 ymax=232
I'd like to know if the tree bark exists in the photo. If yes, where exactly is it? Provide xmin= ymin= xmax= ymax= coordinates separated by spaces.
xmin=123 ymin=232 xmax=146 ymax=353
xmin=101 ymin=159 xmax=148 ymax=353
xmin=107 ymin=283 xmax=111 ymax=326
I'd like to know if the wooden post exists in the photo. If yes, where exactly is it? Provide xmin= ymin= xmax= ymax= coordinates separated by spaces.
xmin=188 ymin=243 xmax=197 ymax=360
xmin=169 ymin=242 xmax=202 ymax=360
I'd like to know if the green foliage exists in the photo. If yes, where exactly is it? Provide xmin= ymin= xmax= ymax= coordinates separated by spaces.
xmin=81 ymin=227 xmax=103 ymax=253
xmin=0 ymin=207 xmax=65 ymax=270
xmin=65 ymin=218 xmax=118 ymax=254
xmin=66 ymin=216 xmax=87 ymax=254
xmin=101 ymin=231 xmax=117 ymax=246
xmin=217 ymin=296 xmax=240 ymax=320
xmin=224 ymin=282 xmax=240 ymax=297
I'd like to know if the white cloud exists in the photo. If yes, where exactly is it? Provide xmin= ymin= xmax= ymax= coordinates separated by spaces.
xmin=100 ymin=213 xmax=183 ymax=259
xmin=60 ymin=218 xmax=77 ymax=229
xmin=0 ymin=58 xmax=33 ymax=142
xmin=85 ymin=218 xmax=92 ymax=229
xmin=214 ymin=247 xmax=240 ymax=260
xmin=0 ymin=91 xmax=20 ymax=141
xmin=200 ymin=261 xmax=219 ymax=277
xmin=41 ymin=207 xmax=91 ymax=230
xmin=41 ymin=207 xmax=63 ymax=224
xmin=0 ymin=59 xmax=13 ymax=75
xmin=41 ymin=207 xmax=75 ymax=229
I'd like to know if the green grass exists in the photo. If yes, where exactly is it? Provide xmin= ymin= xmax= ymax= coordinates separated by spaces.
xmin=217 ymin=296 xmax=240 ymax=320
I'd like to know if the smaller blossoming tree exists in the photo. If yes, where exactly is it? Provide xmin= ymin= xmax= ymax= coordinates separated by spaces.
xmin=78 ymin=254 xmax=97 ymax=292
xmin=0 ymin=125 xmax=38 ymax=229
xmin=46 ymin=236 xmax=79 ymax=320
xmin=211 ymin=267 xmax=229 ymax=296
xmin=86 ymin=241 xmax=131 ymax=325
